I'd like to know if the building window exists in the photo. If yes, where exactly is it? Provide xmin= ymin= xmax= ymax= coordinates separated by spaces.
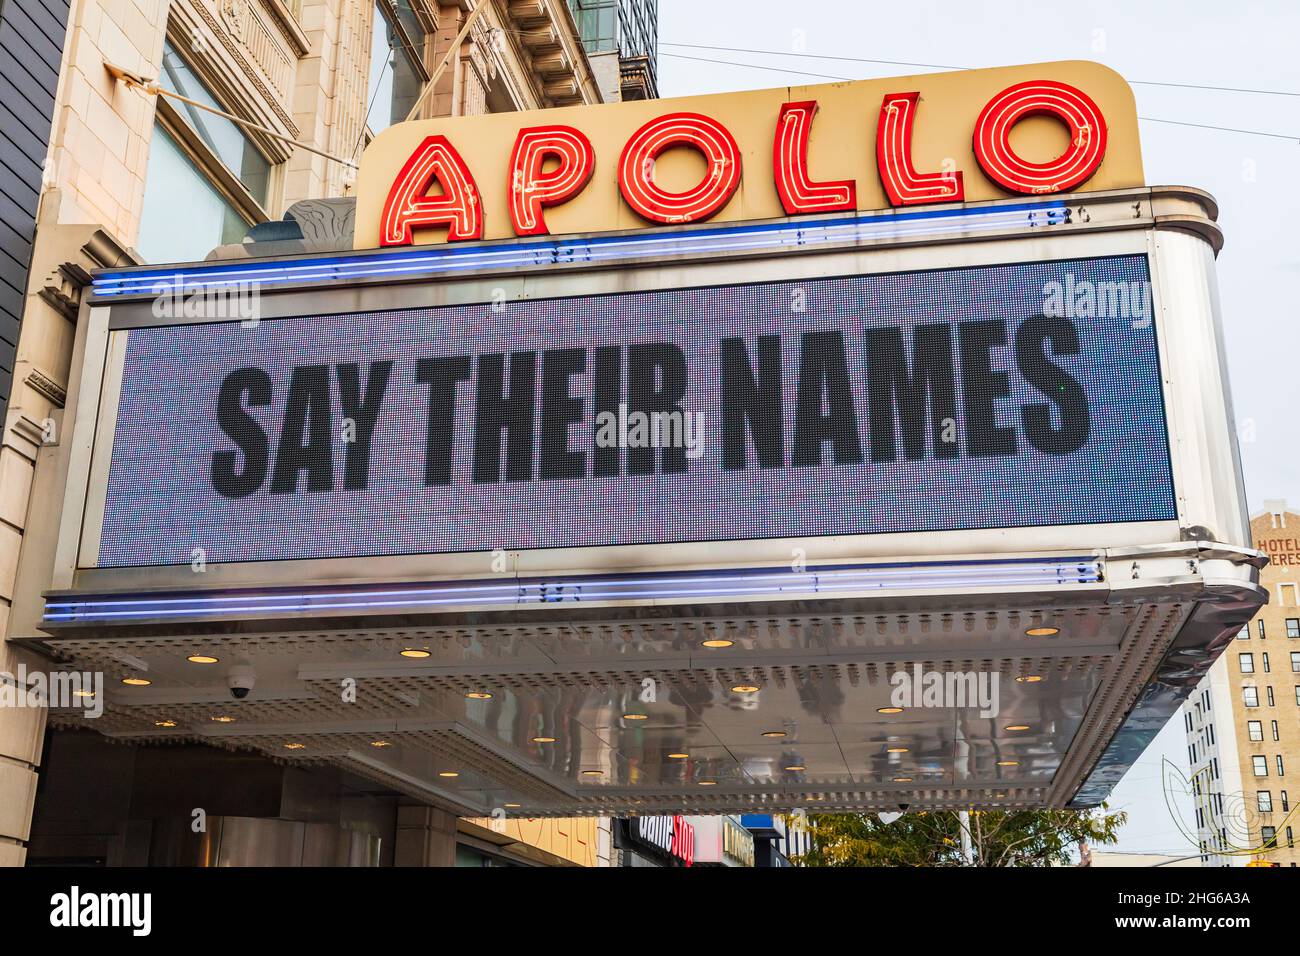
xmin=1238 ymin=625 xmax=1250 ymax=640
xmin=1274 ymin=720 xmax=1281 ymax=741
xmin=1292 ymin=652 xmax=1300 ymax=673
xmin=1287 ymin=618 xmax=1300 ymax=638
xmin=365 ymin=0 xmax=427 ymax=136
xmin=1278 ymin=755 xmax=1286 ymax=776
xmin=1253 ymin=756 xmax=1268 ymax=776
xmin=1268 ymin=686 xmax=1275 ymax=707
xmin=1263 ymin=652 xmax=1272 ymax=673
xmin=1283 ymin=790 xmax=1290 ymax=812
xmin=1258 ymin=791 xmax=1273 ymax=813
xmin=1261 ymin=826 xmax=1277 ymax=848
xmin=138 ymin=41 xmax=271 ymax=263
xmin=572 ymin=0 xmax=619 ymax=52
xmin=1259 ymin=620 xmax=1267 ymax=639
xmin=156 ymin=42 xmax=270 ymax=202
xmin=1243 ymin=686 xmax=1259 ymax=708
xmin=1240 ymin=653 xmax=1255 ymax=673
xmin=1249 ymin=720 xmax=1263 ymax=741
xmin=1289 ymin=827 xmax=1295 ymax=848
xmin=139 ymin=126 xmax=250 ymax=263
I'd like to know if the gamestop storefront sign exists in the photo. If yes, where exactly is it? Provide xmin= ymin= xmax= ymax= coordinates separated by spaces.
xmin=354 ymin=60 xmax=1142 ymax=248
xmin=94 ymin=254 xmax=1174 ymax=568
xmin=631 ymin=816 xmax=694 ymax=866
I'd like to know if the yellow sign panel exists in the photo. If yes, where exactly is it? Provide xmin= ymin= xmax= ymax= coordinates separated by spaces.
xmin=462 ymin=816 xmax=600 ymax=867
xmin=355 ymin=60 xmax=1142 ymax=250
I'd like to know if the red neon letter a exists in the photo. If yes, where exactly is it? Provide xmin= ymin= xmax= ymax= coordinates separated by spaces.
xmin=380 ymin=135 xmax=483 ymax=246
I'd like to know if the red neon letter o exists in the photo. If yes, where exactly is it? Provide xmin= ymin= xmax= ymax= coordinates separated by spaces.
xmin=618 ymin=112 xmax=742 ymax=224
xmin=972 ymin=80 xmax=1108 ymax=195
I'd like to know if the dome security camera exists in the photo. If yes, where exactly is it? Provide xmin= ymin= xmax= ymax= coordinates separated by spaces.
xmin=227 ymin=664 xmax=256 ymax=700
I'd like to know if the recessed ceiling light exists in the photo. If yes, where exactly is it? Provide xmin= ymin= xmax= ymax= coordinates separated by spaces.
xmin=731 ymin=684 xmax=760 ymax=693
xmin=581 ymin=769 xmax=603 ymax=776
xmin=531 ymin=736 xmax=556 ymax=743
xmin=887 ymin=747 xmax=910 ymax=754
xmin=667 ymin=752 xmax=689 ymax=759
xmin=154 ymin=719 xmax=177 ymax=728
xmin=893 ymin=776 xmax=913 ymax=783
xmin=1005 ymin=724 xmax=1031 ymax=732
xmin=370 ymin=740 xmax=391 ymax=747
xmin=761 ymin=730 xmax=787 ymax=739
xmin=1025 ymin=626 xmax=1059 ymax=637
xmin=877 ymin=706 xmax=904 ymax=714
xmin=438 ymin=771 xmax=459 ymax=778
xmin=805 ymin=794 xmax=821 ymax=801
xmin=622 ymin=713 xmax=648 ymax=720
xmin=698 ymin=780 xmax=717 ymax=786
xmin=784 ymin=765 xmax=806 ymax=772
xmin=210 ymin=715 xmax=236 ymax=723
xmin=400 ymin=648 xmax=431 ymax=658
xmin=997 ymin=760 xmax=1020 ymax=767
xmin=1015 ymin=675 xmax=1043 ymax=683
xmin=284 ymin=742 xmax=305 ymax=750
xmin=701 ymin=639 xmax=733 ymax=648
xmin=73 ymin=690 xmax=96 ymax=698
xmin=187 ymin=655 xmax=219 ymax=664
xmin=465 ymin=691 xmax=493 ymax=700
xmin=503 ymin=803 xmax=521 ymax=809
xmin=121 ymin=677 xmax=151 ymax=686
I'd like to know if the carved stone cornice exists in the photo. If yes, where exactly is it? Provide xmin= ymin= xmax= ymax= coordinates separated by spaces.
xmin=36 ymin=228 xmax=136 ymax=324
xmin=502 ymin=0 xmax=601 ymax=106
xmin=24 ymin=370 xmax=66 ymax=408
xmin=171 ymin=0 xmax=301 ymax=147
xmin=257 ymin=0 xmax=311 ymax=57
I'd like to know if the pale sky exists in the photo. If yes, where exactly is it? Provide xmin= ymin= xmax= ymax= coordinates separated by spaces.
xmin=658 ymin=0 xmax=1300 ymax=855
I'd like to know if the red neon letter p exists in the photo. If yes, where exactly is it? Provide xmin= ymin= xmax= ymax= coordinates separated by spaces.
xmin=507 ymin=125 xmax=595 ymax=236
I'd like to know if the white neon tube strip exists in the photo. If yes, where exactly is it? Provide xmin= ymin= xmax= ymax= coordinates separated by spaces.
xmin=45 ymin=561 xmax=1097 ymax=610
xmin=44 ymin=560 xmax=1100 ymax=622
xmin=92 ymin=204 xmax=1067 ymax=297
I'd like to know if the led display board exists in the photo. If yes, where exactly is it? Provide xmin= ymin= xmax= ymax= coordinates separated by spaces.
xmin=94 ymin=253 xmax=1174 ymax=568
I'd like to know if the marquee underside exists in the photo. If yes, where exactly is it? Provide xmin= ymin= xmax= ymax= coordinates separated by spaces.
xmin=36 ymin=545 xmax=1262 ymax=815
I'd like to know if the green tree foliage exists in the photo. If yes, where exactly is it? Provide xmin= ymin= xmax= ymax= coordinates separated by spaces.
xmin=790 ymin=805 xmax=1126 ymax=867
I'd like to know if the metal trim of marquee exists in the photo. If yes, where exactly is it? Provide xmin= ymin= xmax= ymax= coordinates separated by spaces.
xmin=21 ymin=184 xmax=1261 ymax=812
xmin=41 ymin=557 xmax=1106 ymax=630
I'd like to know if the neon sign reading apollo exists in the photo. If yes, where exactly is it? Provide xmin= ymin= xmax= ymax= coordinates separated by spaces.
xmin=377 ymin=79 xmax=1110 ymax=245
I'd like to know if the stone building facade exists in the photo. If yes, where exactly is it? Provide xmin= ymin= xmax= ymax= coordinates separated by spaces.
xmin=0 ymin=0 xmax=608 ymax=866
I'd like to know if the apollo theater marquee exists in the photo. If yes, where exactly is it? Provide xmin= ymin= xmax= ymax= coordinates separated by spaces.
xmin=11 ymin=60 xmax=1265 ymax=815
